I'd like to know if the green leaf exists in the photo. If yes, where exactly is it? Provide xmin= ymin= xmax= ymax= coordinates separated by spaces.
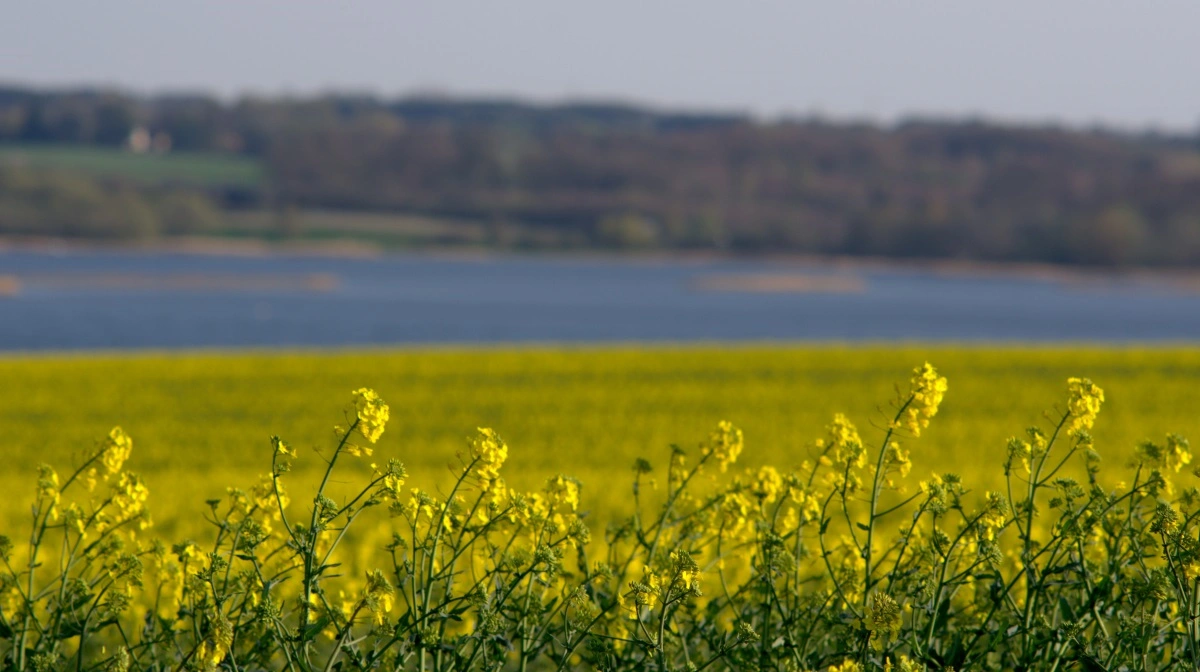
xmin=55 ymin=618 xmax=116 ymax=640
xmin=1058 ymin=597 xmax=1076 ymax=622
xmin=299 ymin=615 xmax=331 ymax=643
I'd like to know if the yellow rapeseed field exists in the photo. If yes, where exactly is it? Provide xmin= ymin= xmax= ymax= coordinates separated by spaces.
xmin=4 ymin=346 xmax=1200 ymax=670
xmin=1 ymin=346 xmax=1198 ymax=539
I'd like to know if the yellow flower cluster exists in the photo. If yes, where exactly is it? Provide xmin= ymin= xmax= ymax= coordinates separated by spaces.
xmin=361 ymin=569 xmax=395 ymax=626
xmin=112 ymin=472 xmax=149 ymax=520
xmin=62 ymin=502 xmax=86 ymax=536
xmin=866 ymin=592 xmax=903 ymax=650
xmin=670 ymin=548 xmax=701 ymax=592
xmin=977 ymin=491 xmax=1009 ymax=541
xmin=703 ymin=420 xmax=743 ymax=472
xmin=882 ymin=441 xmax=912 ymax=479
xmin=153 ymin=550 xmax=186 ymax=618
xmin=0 ymin=586 xmax=19 ymax=623
xmin=472 ymin=477 xmax=510 ymax=523
xmin=749 ymin=465 xmax=783 ymax=503
xmin=622 ymin=566 xmax=661 ymax=619
xmin=1166 ymin=434 xmax=1193 ymax=472
xmin=1065 ymin=377 xmax=1104 ymax=435
xmin=1006 ymin=428 xmax=1048 ymax=475
xmin=351 ymin=388 xmax=390 ymax=444
xmin=403 ymin=488 xmax=437 ymax=523
xmin=1133 ymin=434 xmax=1193 ymax=495
xmin=820 ymin=413 xmax=864 ymax=468
xmin=272 ymin=435 xmax=296 ymax=458
xmin=196 ymin=614 xmax=233 ymax=669
xmin=545 ymin=474 xmax=581 ymax=512
xmin=36 ymin=464 xmax=60 ymax=520
xmin=373 ymin=459 xmax=407 ymax=501
xmin=502 ymin=478 xmax=588 ymax=547
xmin=668 ymin=448 xmax=687 ymax=484
xmin=895 ymin=362 xmax=947 ymax=437
xmin=919 ymin=473 xmax=952 ymax=510
xmin=101 ymin=426 xmax=133 ymax=476
xmin=719 ymin=489 xmax=755 ymax=539
xmin=251 ymin=473 xmax=288 ymax=511
xmin=621 ymin=551 xmax=702 ymax=621
xmin=788 ymin=482 xmax=823 ymax=523
xmin=619 ymin=549 xmax=703 ymax=621
xmin=818 ymin=413 xmax=866 ymax=492
xmin=469 ymin=427 xmax=508 ymax=484
xmin=884 ymin=655 xmax=924 ymax=672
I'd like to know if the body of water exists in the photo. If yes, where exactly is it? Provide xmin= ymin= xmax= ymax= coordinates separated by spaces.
xmin=1 ymin=251 xmax=1199 ymax=350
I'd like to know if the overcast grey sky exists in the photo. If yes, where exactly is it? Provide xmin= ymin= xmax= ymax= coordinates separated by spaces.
xmin=3 ymin=1 xmax=1198 ymax=130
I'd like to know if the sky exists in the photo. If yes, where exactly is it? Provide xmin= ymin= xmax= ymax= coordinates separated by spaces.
xmin=3 ymin=0 xmax=1199 ymax=131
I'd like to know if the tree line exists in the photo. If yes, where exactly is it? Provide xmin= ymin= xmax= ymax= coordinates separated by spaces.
xmin=2 ymin=85 xmax=1200 ymax=266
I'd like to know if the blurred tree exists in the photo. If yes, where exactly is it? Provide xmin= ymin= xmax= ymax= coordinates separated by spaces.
xmin=93 ymin=99 xmax=136 ymax=146
xmin=1067 ymin=204 xmax=1149 ymax=266
xmin=4 ymin=86 xmax=1200 ymax=267
xmin=274 ymin=203 xmax=301 ymax=239
xmin=0 ymin=167 xmax=158 ymax=239
xmin=17 ymin=101 xmax=52 ymax=142
xmin=156 ymin=191 xmax=223 ymax=235
xmin=597 ymin=213 xmax=660 ymax=248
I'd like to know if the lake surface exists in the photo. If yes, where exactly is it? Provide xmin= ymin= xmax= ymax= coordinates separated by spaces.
xmin=1 ymin=250 xmax=1199 ymax=350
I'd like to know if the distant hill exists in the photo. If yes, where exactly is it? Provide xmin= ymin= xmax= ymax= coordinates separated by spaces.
xmin=1 ymin=84 xmax=1199 ymax=267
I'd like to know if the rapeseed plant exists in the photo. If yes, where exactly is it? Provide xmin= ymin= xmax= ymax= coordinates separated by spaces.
xmin=1 ymin=368 xmax=1199 ymax=670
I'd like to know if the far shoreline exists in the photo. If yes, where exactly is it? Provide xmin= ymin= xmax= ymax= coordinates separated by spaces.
xmin=4 ymin=234 xmax=1200 ymax=292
